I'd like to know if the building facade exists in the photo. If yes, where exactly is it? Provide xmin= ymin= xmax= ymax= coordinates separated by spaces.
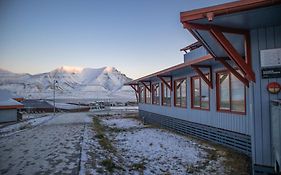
xmin=128 ymin=1 xmax=281 ymax=174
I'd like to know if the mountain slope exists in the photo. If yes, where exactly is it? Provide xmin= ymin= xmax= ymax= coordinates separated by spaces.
xmin=0 ymin=66 xmax=135 ymax=100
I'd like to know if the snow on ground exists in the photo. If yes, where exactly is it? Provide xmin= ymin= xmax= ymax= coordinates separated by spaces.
xmin=102 ymin=118 xmax=142 ymax=129
xmin=0 ymin=113 xmax=92 ymax=175
xmin=0 ymin=111 xmax=250 ymax=175
xmin=101 ymin=116 xmax=250 ymax=175
xmin=0 ymin=115 xmax=54 ymax=137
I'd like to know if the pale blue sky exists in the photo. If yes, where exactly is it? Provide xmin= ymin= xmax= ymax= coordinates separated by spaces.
xmin=0 ymin=0 xmax=234 ymax=79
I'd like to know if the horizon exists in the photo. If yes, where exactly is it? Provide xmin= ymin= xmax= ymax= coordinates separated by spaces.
xmin=0 ymin=0 xmax=235 ymax=79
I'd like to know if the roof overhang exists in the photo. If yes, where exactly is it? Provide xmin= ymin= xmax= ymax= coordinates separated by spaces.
xmin=180 ymin=0 xmax=281 ymax=85
xmin=126 ymin=54 xmax=213 ymax=85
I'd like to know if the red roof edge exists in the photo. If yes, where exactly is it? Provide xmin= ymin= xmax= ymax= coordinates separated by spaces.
xmin=126 ymin=54 xmax=213 ymax=85
xmin=180 ymin=41 xmax=202 ymax=52
xmin=180 ymin=0 xmax=281 ymax=22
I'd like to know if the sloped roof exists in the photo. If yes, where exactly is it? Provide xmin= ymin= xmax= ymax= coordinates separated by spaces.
xmin=0 ymin=89 xmax=23 ymax=109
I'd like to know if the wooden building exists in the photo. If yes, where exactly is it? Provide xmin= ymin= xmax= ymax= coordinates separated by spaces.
xmin=127 ymin=1 xmax=281 ymax=174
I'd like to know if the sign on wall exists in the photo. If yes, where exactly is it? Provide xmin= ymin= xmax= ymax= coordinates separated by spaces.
xmin=260 ymin=48 xmax=281 ymax=68
xmin=260 ymin=48 xmax=281 ymax=78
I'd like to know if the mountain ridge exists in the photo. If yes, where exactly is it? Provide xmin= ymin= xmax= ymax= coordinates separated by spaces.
xmin=0 ymin=66 xmax=134 ymax=100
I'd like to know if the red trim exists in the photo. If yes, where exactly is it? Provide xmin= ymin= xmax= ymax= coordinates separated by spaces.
xmin=152 ymin=83 xmax=160 ymax=105
xmin=180 ymin=0 xmax=281 ymax=22
xmin=158 ymin=76 xmax=172 ymax=91
xmin=161 ymin=81 xmax=171 ymax=107
xmin=210 ymin=28 xmax=255 ymax=82
xmin=141 ymin=81 xmax=151 ymax=92
xmin=216 ymin=70 xmax=246 ymax=115
xmin=216 ymin=57 xmax=249 ymax=87
xmin=190 ymin=75 xmax=210 ymax=110
xmin=0 ymin=105 xmax=24 ymax=109
xmin=174 ymin=78 xmax=187 ymax=108
xmin=191 ymin=65 xmax=213 ymax=89
xmin=127 ymin=54 xmax=213 ymax=85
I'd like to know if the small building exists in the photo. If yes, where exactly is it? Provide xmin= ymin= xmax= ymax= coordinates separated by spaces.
xmin=127 ymin=1 xmax=281 ymax=174
xmin=0 ymin=90 xmax=24 ymax=123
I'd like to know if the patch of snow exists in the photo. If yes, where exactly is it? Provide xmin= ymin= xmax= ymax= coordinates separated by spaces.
xmin=102 ymin=118 xmax=142 ymax=129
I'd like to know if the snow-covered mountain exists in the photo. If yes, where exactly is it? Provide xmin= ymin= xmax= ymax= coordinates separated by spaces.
xmin=0 ymin=66 xmax=135 ymax=100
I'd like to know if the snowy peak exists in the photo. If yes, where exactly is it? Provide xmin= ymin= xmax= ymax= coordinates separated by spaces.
xmin=52 ymin=66 xmax=83 ymax=74
xmin=0 ymin=66 xmax=133 ymax=99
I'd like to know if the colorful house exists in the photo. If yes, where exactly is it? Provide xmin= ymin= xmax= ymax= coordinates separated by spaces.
xmin=127 ymin=1 xmax=281 ymax=174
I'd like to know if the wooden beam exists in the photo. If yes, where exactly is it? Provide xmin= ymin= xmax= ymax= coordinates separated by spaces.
xmin=176 ymin=79 xmax=185 ymax=89
xmin=191 ymin=65 xmax=213 ymax=89
xmin=140 ymin=81 xmax=151 ymax=92
xmin=244 ymin=32 xmax=252 ymax=66
xmin=130 ymin=84 xmax=139 ymax=93
xmin=210 ymin=27 xmax=255 ymax=82
xmin=217 ymin=57 xmax=249 ymax=87
xmin=157 ymin=76 xmax=172 ymax=91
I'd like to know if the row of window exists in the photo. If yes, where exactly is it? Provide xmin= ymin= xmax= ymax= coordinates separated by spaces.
xmin=139 ymin=70 xmax=246 ymax=114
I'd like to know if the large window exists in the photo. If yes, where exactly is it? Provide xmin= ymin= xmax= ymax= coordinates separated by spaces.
xmin=152 ymin=83 xmax=160 ymax=105
xmin=174 ymin=78 xmax=187 ymax=108
xmin=191 ymin=75 xmax=210 ymax=110
xmin=161 ymin=82 xmax=171 ymax=106
xmin=217 ymin=71 xmax=246 ymax=114
xmin=145 ymin=87 xmax=151 ymax=104
xmin=139 ymin=86 xmax=145 ymax=103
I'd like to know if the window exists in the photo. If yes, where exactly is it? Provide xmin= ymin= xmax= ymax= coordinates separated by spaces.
xmin=191 ymin=75 xmax=210 ymax=110
xmin=139 ymin=86 xmax=145 ymax=103
xmin=152 ymin=83 xmax=160 ymax=105
xmin=145 ymin=87 xmax=151 ymax=104
xmin=161 ymin=81 xmax=171 ymax=106
xmin=217 ymin=71 xmax=246 ymax=114
xmin=174 ymin=78 xmax=187 ymax=108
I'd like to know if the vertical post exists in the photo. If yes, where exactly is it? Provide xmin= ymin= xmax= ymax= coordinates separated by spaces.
xmin=53 ymin=80 xmax=57 ymax=115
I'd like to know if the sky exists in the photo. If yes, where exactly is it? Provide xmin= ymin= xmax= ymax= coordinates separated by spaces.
xmin=0 ymin=0 xmax=235 ymax=79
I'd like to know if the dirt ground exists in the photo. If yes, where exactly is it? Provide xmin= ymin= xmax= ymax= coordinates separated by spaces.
xmin=0 ymin=112 xmax=251 ymax=175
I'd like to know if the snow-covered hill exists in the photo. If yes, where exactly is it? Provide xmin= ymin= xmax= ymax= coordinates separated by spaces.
xmin=0 ymin=66 xmax=135 ymax=100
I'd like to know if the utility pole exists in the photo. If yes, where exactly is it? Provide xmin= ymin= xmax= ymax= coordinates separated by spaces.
xmin=53 ymin=80 xmax=58 ymax=115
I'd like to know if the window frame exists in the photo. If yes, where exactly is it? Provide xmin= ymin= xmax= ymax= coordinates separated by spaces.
xmin=139 ymin=85 xmax=145 ymax=104
xmin=145 ymin=86 xmax=151 ymax=104
xmin=161 ymin=81 xmax=171 ymax=107
xmin=174 ymin=78 xmax=187 ymax=108
xmin=190 ymin=74 xmax=210 ymax=110
xmin=152 ymin=83 xmax=160 ymax=105
xmin=216 ymin=70 xmax=246 ymax=115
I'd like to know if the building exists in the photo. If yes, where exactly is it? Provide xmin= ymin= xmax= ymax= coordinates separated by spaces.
xmin=0 ymin=90 xmax=24 ymax=123
xmin=127 ymin=1 xmax=281 ymax=174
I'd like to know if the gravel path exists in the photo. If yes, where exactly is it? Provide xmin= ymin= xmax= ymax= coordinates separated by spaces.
xmin=0 ymin=113 xmax=92 ymax=175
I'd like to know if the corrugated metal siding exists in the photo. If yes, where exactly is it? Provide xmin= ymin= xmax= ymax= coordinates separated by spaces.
xmin=0 ymin=109 xmax=17 ymax=123
xmin=139 ymin=63 xmax=252 ymax=135
xmin=251 ymin=25 xmax=281 ymax=166
xmin=139 ymin=110 xmax=251 ymax=155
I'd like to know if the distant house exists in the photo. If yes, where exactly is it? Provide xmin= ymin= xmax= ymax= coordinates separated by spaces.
xmin=127 ymin=1 xmax=281 ymax=174
xmin=0 ymin=90 xmax=24 ymax=123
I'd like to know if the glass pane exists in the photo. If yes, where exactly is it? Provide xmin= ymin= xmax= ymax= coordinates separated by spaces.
xmin=231 ymin=74 xmax=245 ymax=112
xmin=146 ymin=88 xmax=151 ymax=104
xmin=181 ymin=80 xmax=187 ymax=107
xmin=219 ymin=73 xmax=230 ymax=110
xmin=201 ymin=79 xmax=209 ymax=109
xmin=162 ymin=82 xmax=171 ymax=106
xmin=193 ymin=78 xmax=200 ymax=107
xmin=176 ymin=87 xmax=181 ymax=106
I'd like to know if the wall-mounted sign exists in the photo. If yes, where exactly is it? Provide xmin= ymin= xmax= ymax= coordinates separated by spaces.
xmin=260 ymin=48 xmax=281 ymax=68
xmin=262 ymin=67 xmax=281 ymax=79
xmin=267 ymin=82 xmax=281 ymax=94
